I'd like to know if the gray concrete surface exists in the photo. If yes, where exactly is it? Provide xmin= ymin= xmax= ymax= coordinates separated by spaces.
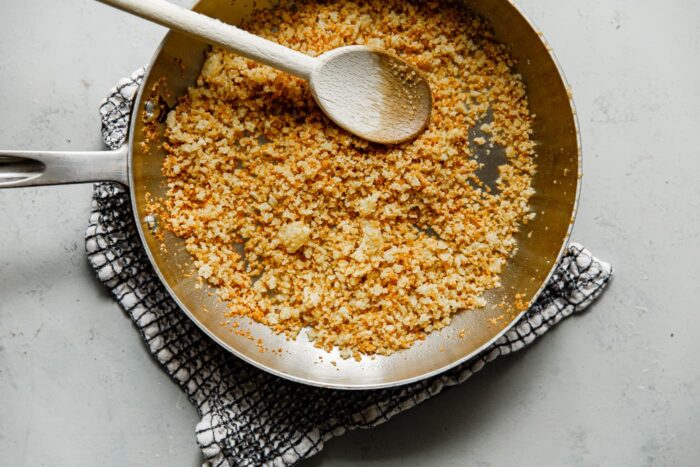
xmin=1 ymin=0 xmax=698 ymax=465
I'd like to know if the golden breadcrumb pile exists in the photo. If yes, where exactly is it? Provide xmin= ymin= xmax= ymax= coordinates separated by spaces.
xmin=157 ymin=0 xmax=537 ymax=359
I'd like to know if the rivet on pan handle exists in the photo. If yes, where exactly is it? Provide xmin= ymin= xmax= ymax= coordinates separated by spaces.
xmin=0 ymin=146 xmax=128 ymax=188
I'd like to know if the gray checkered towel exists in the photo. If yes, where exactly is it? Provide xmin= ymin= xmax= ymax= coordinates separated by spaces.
xmin=85 ymin=69 xmax=613 ymax=466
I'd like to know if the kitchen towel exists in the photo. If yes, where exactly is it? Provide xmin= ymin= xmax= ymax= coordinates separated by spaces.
xmin=86 ymin=69 xmax=613 ymax=467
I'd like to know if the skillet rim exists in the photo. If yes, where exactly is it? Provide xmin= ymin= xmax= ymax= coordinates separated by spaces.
xmin=126 ymin=0 xmax=583 ymax=390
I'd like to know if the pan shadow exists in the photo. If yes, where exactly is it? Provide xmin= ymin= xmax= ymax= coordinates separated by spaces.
xmin=303 ymin=348 xmax=538 ymax=465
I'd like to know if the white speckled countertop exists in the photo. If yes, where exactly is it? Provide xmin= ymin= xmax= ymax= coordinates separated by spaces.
xmin=1 ymin=0 xmax=699 ymax=465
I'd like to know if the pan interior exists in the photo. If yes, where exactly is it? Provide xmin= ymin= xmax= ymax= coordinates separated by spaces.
xmin=129 ymin=0 xmax=579 ymax=389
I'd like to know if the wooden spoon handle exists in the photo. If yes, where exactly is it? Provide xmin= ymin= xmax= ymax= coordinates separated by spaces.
xmin=96 ymin=0 xmax=318 ymax=79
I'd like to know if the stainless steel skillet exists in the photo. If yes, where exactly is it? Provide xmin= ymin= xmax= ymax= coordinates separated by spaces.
xmin=0 ymin=0 xmax=580 ymax=389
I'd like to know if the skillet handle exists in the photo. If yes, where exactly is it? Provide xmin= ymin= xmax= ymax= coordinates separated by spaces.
xmin=0 ymin=145 xmax=128 ymax=188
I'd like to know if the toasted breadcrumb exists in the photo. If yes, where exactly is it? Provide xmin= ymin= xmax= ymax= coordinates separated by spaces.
xmin=154 ymin=0 xmax=537 ymax=357
xmin=278 ymin=221 xmax=311 ymax=253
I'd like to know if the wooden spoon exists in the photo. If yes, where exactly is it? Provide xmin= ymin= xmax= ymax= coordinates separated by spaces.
xmin=96 ymin=0 xmax=432 ymax=144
